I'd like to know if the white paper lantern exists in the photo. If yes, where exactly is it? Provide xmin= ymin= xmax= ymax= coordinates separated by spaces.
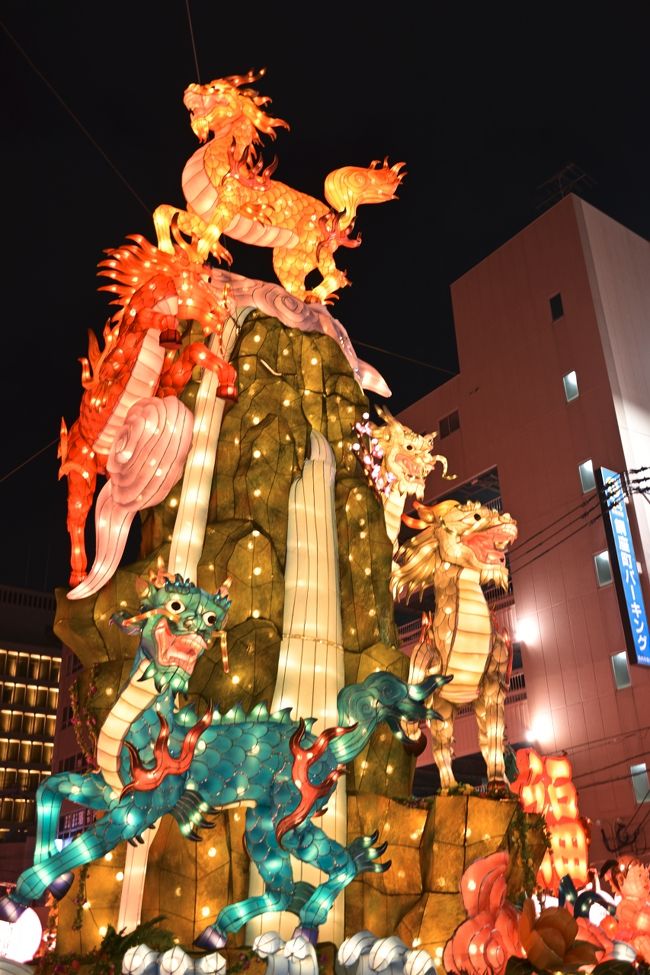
xmin=0 ymin=906 xmax=42 ymax=964
xmin=121 ymin=942 xmax=160 ymax=975
xmin=336 ymin=931 xmax=377 ymax=975
xmin=403 ymin=948 xmax=436 ymax=975
xmin=284 ymin=935 xmax=319 ymax=975
xmin=367 ymin=937 xmax=408 ymax=974
xmin=254 ymin=932 xmax=289 ymax=975
xmin=195 ymin=951 xmax=227 ymax=975
xmin=158 ymin=944 xmax=194 ymax=975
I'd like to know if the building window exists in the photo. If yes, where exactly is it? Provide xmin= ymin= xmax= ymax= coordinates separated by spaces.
xmin=594 ymin=550 xmax=613 ymax=587
xmin=550 ymin=293 xmax=564 ymax=321
xmin=611 ymin=651 xmax=632 ymax=689
xmin=439 ymin=409 xmax=460 ymax=439
xmin=562 ymin=371 xmax=579 ymax=402
xmin=630 ymin=763 xmax=650 ymax=803
xmin=578 ymin=459 xmax=596 ymax=493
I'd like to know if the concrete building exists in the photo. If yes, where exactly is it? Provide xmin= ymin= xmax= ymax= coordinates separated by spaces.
xmin=0 ymin=586 xmax=62 ymax=885
xmin=399 ymin=194 xmax=650 ymax=868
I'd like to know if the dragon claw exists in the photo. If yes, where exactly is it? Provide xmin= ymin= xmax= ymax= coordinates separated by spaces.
xmin=48 ymin=871 xmax=75 ymax=900
xmin=0 ymin=896 xmax=27 ymax=923
xmin=194 ymin=925 xmax=227 ymax=950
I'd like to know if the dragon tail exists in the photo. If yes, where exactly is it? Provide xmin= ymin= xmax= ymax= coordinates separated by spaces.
xmin=329 ymin=671 xmax=449 ymax=764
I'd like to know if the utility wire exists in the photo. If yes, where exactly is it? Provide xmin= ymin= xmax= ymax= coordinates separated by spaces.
xmin=512 ymin=496 xmax=602 ymax=555
xmin=0 ymin=439 xmax=59 ymax=485
xmin=565 ymin=725 xmax=650 ymax=758
xmin=353 ymin=338 xmax=457 ymax=376
xmin=511 ymin=497 xmax=602 ymax=560
xmin=512 ymin=511 xmax=604 ymax=574
xmin=1 ymin=20 xmax=151 ymax=217
xmin=185 ymin=0 xmax=201 ymax=82
xmin=572 ymin=748 xmax=650 ymax=781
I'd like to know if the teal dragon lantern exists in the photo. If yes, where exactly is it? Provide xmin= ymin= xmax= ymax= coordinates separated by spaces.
xmin=0 ymin=568 xmax=447 ymax=949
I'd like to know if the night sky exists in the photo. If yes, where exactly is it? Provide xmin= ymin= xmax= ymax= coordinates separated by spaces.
xmin=1 ymin=3 xmax=649 ymax=594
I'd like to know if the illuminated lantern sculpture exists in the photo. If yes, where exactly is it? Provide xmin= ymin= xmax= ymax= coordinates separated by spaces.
xmin=0 ymin=906 xmax=42 ymax=965
xmin=0 ymin=566 xmax=445 ymax=949
xmin=58 ymin=234 xmax=237 ymax=590
xmin=599 ymin=859 xmax=650 ymax=963
xmin=353 ymin=406 xmax=455 ymax=560
xmin=152 ymin=69 xmax=405 ymax=305
xmin=67 ymin=395 xmax=195 ymax=600
xmin=443 ymin=851 xmax=524 ymax=975
xmin=391 ymin=500 xmax=518 ymax=788
xmin=511 ymin=748 xmax=589 ymax=893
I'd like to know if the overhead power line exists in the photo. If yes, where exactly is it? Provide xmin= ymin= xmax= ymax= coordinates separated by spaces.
xmin=1 ymin=20 xmax=151 ymax=216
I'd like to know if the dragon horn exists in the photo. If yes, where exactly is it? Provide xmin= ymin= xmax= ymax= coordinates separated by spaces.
xmin=58 ymin=418 xmax=68 ymax=464
xmin=225 ymin=67 xmax=266 ymax=88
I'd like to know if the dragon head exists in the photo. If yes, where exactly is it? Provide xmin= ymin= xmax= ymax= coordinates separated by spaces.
xmin=183 ymin=68 xmax=289 ymax=145
xmin=368 ymin=406 xmax=455 ymax=499
xmin=113 ymin=563 xmax=232 ymax=694
xmin=394 ymin=499 xmax=518 ymax=600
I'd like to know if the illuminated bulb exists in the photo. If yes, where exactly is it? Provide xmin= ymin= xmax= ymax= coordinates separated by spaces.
xmin=208 ymin=847 xmax=217 ymax=858
xmin=82 ymin=901 xmax=91 ymax=911
xmin=252 ymin=610 xmax=260 ymax=619
xmin=99 ymin=926 xmax=107 ymax=937
xmin=243 ymin=363 xmax=250 ymax=371
xmin=254 ymin=334 xmax=261 ymax=343
xmin=253 ymin=488 xmax=261 ymax=497
xmin=310 ymin=357 xmax=318 ymax=365
xmin=169 ymin=498 xmax=178 ymax=508
xmin=104 ymin=852 xmax=113 ymax=862
xmin=252 ymin=416 xmax=260 ymax=425
xmin=116 ymin=871 xmax=124 ymax=882
xmin=202 ymin=906 xmax=211 ymax=918
xmin=105 ymin=687 xmax=114 ymax=696
xmin=175 ymin=886 xmax=182 ymax=897
xmin=253 ymin=449 xmax=261 ymax=459
xmin=283 ymin=399 xmax=290 ymax=407
xmin=253 ymin=566 xmax=262 ymax=576
xmin=467 ymin=879 xmax=477 ymax=890
xmin=232 ymin=674 xmax=240 ymax=685
xmin=364 ymin=567 xmax=371 ymax=576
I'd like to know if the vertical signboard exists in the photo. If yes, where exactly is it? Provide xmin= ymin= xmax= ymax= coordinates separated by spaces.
xmin=597 ymin=466 xmax=650 ymax=666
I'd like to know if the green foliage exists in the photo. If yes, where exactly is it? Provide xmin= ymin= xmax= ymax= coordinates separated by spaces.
xmin=506 ymin=805 xmax=550 ymax=899
xmin=32 ymin=915 xmax=175 ymax=975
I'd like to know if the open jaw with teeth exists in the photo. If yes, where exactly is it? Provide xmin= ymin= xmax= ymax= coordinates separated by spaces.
xmin=153 ymin=617 xmax=207 ymax=674
xmin=465 ymin=523 xmax=518 ymax=566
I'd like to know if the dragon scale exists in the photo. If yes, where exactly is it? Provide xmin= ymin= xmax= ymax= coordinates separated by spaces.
xmin=392 ymin=499 xmax=518 ymax=790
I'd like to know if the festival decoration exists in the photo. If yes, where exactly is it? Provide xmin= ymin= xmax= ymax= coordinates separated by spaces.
xmin=391 ymin=500 xmax=518 ymax=788
xmin=153 ymin=69 xmax=405 ymax=305
xmin=68 ymin=396 xmax=195 ymax=601
xmin=510 ymin=749 xmax=589 ymax=893
xmin=517 ymin=898 xmax=599 ymax=972
xmin=0 ymin=563 xmax=443 ymax=949
xmin=353 ymin=407 xmax=455 ymax=558
xmin=0 ymin=905 xmax=43 ymax=964
xmin=598 ymin=859 xmax=650 ymax=963
xmin=59 ymin=234 xmax=237 ymax=589
xmin=337 ymin=933 xmax=436 ymax=975
xmin=246 ymin=431 xmax=346 ymax=944
xmin=204 ymin=267 xmax=391 ymax=396
xmin=442 ymin=852 xmax=523 ymax=975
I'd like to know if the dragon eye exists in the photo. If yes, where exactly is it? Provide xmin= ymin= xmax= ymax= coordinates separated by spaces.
xmin=202 ymin=611 xmax=217 ymax=627
xmin=165 ymin=598 xmax=185 ymax=614
xmin=406 ymin=444 xmax=414 ymax=450
xmin=474 ymin=513 xmax=481 ymax=521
